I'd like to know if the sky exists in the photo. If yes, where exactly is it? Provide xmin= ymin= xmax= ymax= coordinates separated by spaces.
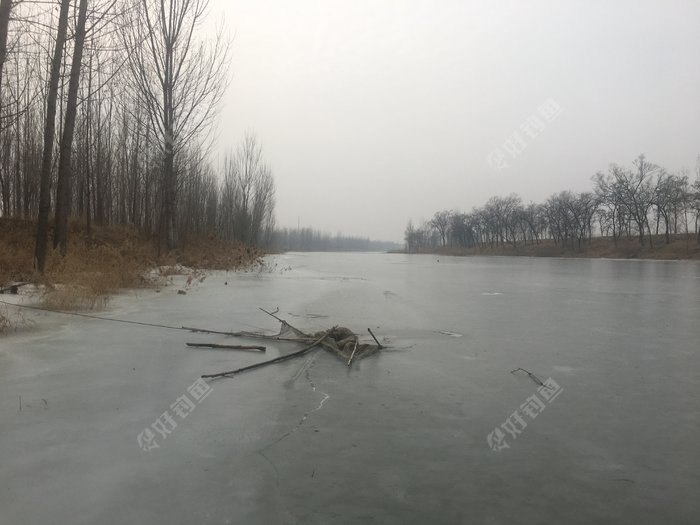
xmin=205 ymin=0 xmax=700 ymax=242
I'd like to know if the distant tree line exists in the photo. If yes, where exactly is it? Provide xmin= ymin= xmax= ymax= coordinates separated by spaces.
xmin=271 ymin=228 xmax=401 ymax=252
xmin=0 ymin=0 xmax=275 ymax=271
xmin=406 ymin=155 xmax=700 ymax=252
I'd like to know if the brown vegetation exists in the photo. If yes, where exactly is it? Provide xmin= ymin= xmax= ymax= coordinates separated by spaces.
xmin=0 ymin=217 xmax=263 ymax=312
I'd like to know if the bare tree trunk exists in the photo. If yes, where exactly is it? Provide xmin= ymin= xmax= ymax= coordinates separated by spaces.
xmin=35 ymin=0 xmax=71 ymax=272
xmin=162 ymin=30 xmax=177 ymax=251
xmin=164 ymin=135 xmax=177 ymax=250
xmin=0 ymin=0 xmax=12 ymax=109
xmin=84 ymin=48 xmax=93 ymax=234
xmin=54 ymin=0 xmax=89 ymax=254
xmin=94 ymin=89 xmax=104 ymax=225
xmin=0 ymin=0 xmax=12 ymax=217
xmin=13 ymin=88 xmax=21 ymax=215
xmin=130 ymin=114 xmax=140 ymax=226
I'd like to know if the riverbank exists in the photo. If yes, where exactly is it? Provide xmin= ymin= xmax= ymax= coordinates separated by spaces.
xmin=0 ymin=218 xmax=262 ymax=317
xmin=402 ymin=235 xmax=700 ymax=260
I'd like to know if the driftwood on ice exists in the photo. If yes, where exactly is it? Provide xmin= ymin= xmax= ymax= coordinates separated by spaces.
xmin=199 ymin=308 xmax=383 ymax=379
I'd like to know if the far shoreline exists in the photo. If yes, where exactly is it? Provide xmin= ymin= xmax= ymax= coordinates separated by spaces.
xmin=390 ymin=235 xmax=700 ymax=261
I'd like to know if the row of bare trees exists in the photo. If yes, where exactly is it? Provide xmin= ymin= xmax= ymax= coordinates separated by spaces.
xmin=406 ymin=155 xmax=700 ymax=252
xmin=270 ymin=228 xmax=401 ymax=253
xmin=0 ymin=0 xmax=276 ymax=272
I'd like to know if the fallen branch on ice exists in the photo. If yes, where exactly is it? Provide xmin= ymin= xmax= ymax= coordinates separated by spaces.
xmin=202 ymin=333 xmax=329 ymax=379
xmin=186 ymin=343 xmax=266 ymax=351
xmin=510 ymin=367 xmax=545 ymax=386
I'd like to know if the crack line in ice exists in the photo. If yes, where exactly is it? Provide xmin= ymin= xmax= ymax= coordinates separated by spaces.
xmin=256 ymin=450 xmax=299 ymax=523
xmin=261 ymin=364 xmax=330 ymax=451
xmin=258 ymin=450 xmax=280 ymax=486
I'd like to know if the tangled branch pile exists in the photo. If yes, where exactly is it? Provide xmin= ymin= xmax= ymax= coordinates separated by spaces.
xmin=196 ymin=309 xmax=383 ymax=379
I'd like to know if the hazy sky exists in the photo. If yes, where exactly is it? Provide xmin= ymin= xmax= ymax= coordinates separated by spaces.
xmin=206 ymin=0 xmax=700 ymax=242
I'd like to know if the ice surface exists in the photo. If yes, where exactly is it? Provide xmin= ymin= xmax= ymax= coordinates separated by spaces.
xmin=1 ymin=253 xmax=699 ymax=524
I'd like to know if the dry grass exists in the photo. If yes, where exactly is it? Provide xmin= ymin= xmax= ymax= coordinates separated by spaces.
xmin=0 ymin=303 xmax=31 ymax=333
xmin=431 ymin=235 xmax=700 ymax=260
xmin=177 ymin=233 xmax=264 ymax=270
xmin=0 ymin=217 xmax=263 ymax=313
xmin=0 ymin=307 xmax=11 ymax=333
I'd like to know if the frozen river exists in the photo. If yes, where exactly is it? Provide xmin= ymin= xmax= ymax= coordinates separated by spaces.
xmin=1 ymin=252 xmax=699 ymax=524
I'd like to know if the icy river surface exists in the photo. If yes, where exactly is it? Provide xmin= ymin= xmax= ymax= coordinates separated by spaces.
xmin=1 ymin=252 xmax=699 ymax=524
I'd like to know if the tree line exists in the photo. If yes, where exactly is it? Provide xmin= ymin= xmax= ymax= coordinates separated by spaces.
xmin=270 ymin=227 xmax=401 ymax=253
xmin=405 ymin=155 xmax=700 ymax=252
xmin=0 ymin=0 xmax=276 ymax=271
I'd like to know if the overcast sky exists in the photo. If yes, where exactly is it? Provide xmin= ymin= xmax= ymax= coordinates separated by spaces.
xmin=206 ymin=0 xmax=700 ymax=242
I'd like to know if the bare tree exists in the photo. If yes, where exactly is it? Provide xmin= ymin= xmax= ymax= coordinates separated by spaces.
xmin=0 ymin=0 xmax=13 ymax=112
xmin=521 ymin=202 xmax=545 ymax=245
xmin=430 ymin=210 xmax=450 ymax=247
xmin=35 ymin=0 xmax=71 ymax=272
xmin=218 ymin=133 xmax=275 ymax=245
xmin=54 ymin=0 xmax=89 ymax=254
xmin=122 ymin=0 xmax=229 ymax=251
xmin=612 ymin=155 xmax=659 ymax=247
xmin=544 ymin=192 xmax=573 ymax=248
xmin=653 ymin=172 xmax=687 ymax=244
xmin=593 ymin=170 xmax=626 ymax=245
xmin=404 ymin=219 xmax=415 ymax=252
xmin=448 ymin=212 xmax=470 ymax=248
